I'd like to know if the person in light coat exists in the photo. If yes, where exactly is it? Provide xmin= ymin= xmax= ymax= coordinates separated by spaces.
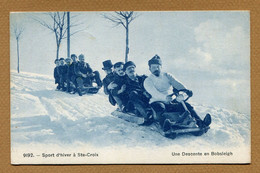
xmin=144 ymin=55 xmax=211 ymax=131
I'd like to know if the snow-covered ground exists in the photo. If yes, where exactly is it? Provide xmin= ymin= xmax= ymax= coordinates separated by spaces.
xmin=10 ymin=71 xmax=250 ymax=164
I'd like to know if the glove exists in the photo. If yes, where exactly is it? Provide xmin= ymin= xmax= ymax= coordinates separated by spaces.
xmin=185 ymin=89 xmax=193 ymax=97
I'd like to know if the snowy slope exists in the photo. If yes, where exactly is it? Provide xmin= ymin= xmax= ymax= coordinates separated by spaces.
xmin=11 ymin=71 xmax=250 ymax=150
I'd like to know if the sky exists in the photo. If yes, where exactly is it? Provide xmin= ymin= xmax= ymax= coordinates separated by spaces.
xmin=10 ymin=11 xmax=250 ymax=114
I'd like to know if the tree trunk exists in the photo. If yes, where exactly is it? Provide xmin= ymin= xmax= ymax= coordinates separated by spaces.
xmin=125 ymin=21 xmax=129 ymax=63
xmin=16 ymin=39 xmax=20 ymax=73
xmin=54 ymin=31 xmax=59 ymax=60
xmin=56 ymin=43 xmax=60 ymax=60
xmin=67 ymin=12 xmax=70 ymax=58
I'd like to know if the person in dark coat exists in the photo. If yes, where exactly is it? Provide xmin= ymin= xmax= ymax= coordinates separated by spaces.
xmin=123 ymin=61 xmax=153 ymax=122
xmin=102 ymin=60 xmax=116 ymax=105
xmin=74 ymin=54 xmax=102 ymax=95
xmin=69 ymin=54 xmax=78 ymax=90
xmin=65 ymin=57 xmax=74 ymax=93
xmin=74 ymin=54 xmax=92 ymax=95
xmin=57 ymin=58 xmax=68 ymax=91
xmin=110 ymin=62 xmax=128 ymax=110
xmin=54 ymin=59 xmax=60 ymax=89
xmin=102 ymin=60 xmax=114 ymax=95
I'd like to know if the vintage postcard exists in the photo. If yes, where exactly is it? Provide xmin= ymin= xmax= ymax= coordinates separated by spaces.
xmin=10 ymin=11 xmax=250 ymax=164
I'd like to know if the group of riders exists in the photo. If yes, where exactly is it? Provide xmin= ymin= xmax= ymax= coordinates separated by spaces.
xmin=54 ymin=54 xmax=102 ymax=96
xmin=54 ymin=54 xmax=212 ymax=134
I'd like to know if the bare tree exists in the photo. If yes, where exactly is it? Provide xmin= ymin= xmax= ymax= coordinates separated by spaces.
xmin=33 ymin=12 xmax=84 ymax=60
xmin=103 ymin=11 xmax=138 ymax=63
xmin=13 ymin=24 xmax=24 ymax=73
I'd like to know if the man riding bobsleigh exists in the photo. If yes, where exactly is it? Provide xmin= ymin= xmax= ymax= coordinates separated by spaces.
xmin=143 ymin=55 xmax=212 ymax=139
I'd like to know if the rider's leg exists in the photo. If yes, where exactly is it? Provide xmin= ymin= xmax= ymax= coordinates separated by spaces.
xmin=129 ymin=91 xmax=149 ymax=119
xmin=186 ymin=102 xmax=212 ymax=127
xmin=113 ymin=96 xmax=124 ymax=111
xmin=151 ymin=102 xmax=166 ymax=126
xmin=93 ymin=71 xmax=102 ymax=87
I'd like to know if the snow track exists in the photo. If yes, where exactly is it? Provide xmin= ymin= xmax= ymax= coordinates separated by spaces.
xmin=11 ymin=71 xmax=250 ymax=149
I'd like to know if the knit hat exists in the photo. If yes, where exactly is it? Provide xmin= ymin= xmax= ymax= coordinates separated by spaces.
xmin=123 ymin=61 xmax=136 ymax=71
xmin=102 ymin=60 xmax=113 ymax=70
xmin=148 ymin=54 xmax=162 ymax=66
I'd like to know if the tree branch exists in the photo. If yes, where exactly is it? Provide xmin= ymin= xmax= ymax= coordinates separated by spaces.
xmin=103 ymin=13 xmax=126 ymax=28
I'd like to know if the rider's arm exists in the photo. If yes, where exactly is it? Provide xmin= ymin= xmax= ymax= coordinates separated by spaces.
xmin=103 ymin=79 xmax=109 ymax=95
xmin=74 ymin=64 xmax=81 ymax=76
xmin=165 ymin=73 xmax=186 ymax=91
xmin=54 ymin=68 xmax=58 ymax=78
xmin=86 ymin=63 xmax=93 ymax=74
xmin=143 ymin=77 xmax=168 ymax=102
xmin=111 ymin=80 xmax=122 ymax=96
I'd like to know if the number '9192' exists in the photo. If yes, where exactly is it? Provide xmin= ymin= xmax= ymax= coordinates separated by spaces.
xmin=23 ymin=153 xmax=34 ymax=157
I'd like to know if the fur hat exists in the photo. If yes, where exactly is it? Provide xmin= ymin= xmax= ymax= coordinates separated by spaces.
xmin=148 ymin=54 xmax=162 ymax=66
xmin=102 ymin=60 xmax=113 ymax=70
xmin=123 ymin=61 xmax=136 ymax=71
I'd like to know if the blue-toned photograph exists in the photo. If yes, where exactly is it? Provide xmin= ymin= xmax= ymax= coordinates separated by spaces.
xmin=10 ymin=11 xmax=250 ymax=164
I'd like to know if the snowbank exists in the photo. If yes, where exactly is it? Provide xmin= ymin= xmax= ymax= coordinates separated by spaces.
xmin=10 ymin=71 xmax=250 ymax=164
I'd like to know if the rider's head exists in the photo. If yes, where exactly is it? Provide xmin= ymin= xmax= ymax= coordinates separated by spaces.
xmin=124 ymin=61 xmax=136 ymax=78
xmin=78 ymin=54 xmax=85 ymax=63
xmin=71 ymin=54 xmax=77 ymax=62
xmin=102 ymin=60 xmax=113 ymax=75
xmin=54 ymin=59 xmax=59 ymax=66
xmin=114 ymin=62 xmax=125 ymax=76
xmin=65 ymin=57 xmax=72 ymax=65
xmin=148 ymin=55 xmax=162 ymax=77
xmin=59 ymin=58 xmax=65 ymax=66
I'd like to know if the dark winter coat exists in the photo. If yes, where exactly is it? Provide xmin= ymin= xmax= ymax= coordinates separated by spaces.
xmin=111 ymin=74 xmax=127 ymax=97
xmin=54 ymin=67 xmax=59 ymax=84
xmin=125 ymin=74 xmax=151 ymax=108
xmin=69 ymin=62 xmax=77 ymax=75
xmin=125 ymin=75 xmax=147 ymax=94
xmin=58 ymin=65 xmax=68 ymax=78
xmin=102 ymin=72 xmax=115 ymax=95
xmin=102 ymin=72 xmax=116 ymax=105
xmin=66 ymin=63 xmax=75 ymax=80
xmin=74 ymin=62 xmax=93 ymax=77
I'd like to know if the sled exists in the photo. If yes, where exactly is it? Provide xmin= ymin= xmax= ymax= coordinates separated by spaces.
xmin=152 ymin=122 xmax=210 ymax=139
xmin=80 ymin=86 xmax=100 ymax=95
xmin=55 ymin=86 xmax=100 ymax=96
xmin=111 ymin=89 xmax=211 ymax=139
xmin=111 ymin=110 xmax=145 ymax=125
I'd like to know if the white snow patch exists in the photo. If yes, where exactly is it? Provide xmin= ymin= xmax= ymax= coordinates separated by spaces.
xmin=10 ymin=71 xmax=250 ymax=162
xmin=11 ymin=93 xmax=48 ymax=118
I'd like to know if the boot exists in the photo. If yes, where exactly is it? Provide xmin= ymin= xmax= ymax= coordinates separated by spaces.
xmin=77 ymin=87 xmax=83 ymax=96
xmin=56 ymin=85 xmax=61 ymax=90
xmin=142 ymin=109 xmax=154 ymax=126
xmin=203 ymin=113 xmax=212 ymax=127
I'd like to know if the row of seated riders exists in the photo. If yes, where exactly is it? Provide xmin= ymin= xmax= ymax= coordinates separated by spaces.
xmin=54 ymin=54 xmax=212 ymax=132
xmin=54 ymin=54 xmax=102 ymax=96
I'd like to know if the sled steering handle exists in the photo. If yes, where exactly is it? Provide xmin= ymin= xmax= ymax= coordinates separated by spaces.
xmin=172 ymin=89 xmax=190 ymax=112
xmin=170 ymin=89 xmax=191 ymax=102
